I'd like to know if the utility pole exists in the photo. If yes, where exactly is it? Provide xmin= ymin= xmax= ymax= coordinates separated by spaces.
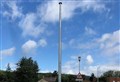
xmin=97 ymin=66 xmax=99 ymax=82
xmin=78 ymin=56 xmax=81 ymax=82
xmin=58 ymin=2 xmax=62 ymax=82
xmin=78 ymin=56 xmax=81 ymax=74
xmin=97 ymin=67 xmax=98 ymax=82
xmin=0 ymin=2 xmax=2 ymax=70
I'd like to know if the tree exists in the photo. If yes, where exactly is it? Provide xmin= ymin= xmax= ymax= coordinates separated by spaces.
xmin=103 ymin=70 xmax=113 ymax=77
xmin=89 ymin=73 xmax=96 ymax=82
xmin=99 ymin=70 xmax=120 ymax=82
xmin=52 ymin=70 xmax=58 ymax=77
xmin=0 ymin=70 xmax=7 ymax=82
xmin=102 ymin=70 xmax=120 ymax=77
xmin=6 ymin=63 xmax=14 ymax=82
xmin=114 ymin=71 xmax=120 ymax=77
xmin=6 ymin=63 xmax=11 ymax=72
xmin=15 ymin=57 xmax=39 ymax=82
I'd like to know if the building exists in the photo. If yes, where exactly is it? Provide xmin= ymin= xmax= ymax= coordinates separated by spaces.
xmin=38 ymin=77 xmax=56 ymax=82
xmin=107 ymin=77 xmax=120 ymax=82
xmin=38 ymin=79 xmax=48 ymax=82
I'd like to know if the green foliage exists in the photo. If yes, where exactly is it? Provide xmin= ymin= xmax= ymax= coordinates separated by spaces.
xmin=15 ymin=57 xmax=39 ymax=82
xmin=1 ymin=57 xmax=119 ymax=82
xmin=89 ymin=73 xmax=97 ymax=82
xmin=52 ymin=70 xmax=58 ymax=77
xmin=99 ymin=76 xmax=107 ymax=82
xmin=99 ymin=70 xmax=120 ymax=82
xmin=0 ymin=64 xmax=15 ymax=82
xmin=0 ymin=70 xmax=7 ymax=82
xmin=6 ymin=63 xmax=11 ymax=72
xmin=89 ymin=73 xmax=94 ymax=82
xmin=102 ymin=70 xmax=120 ymax=77
xmin=114 ymin=71 xmax=120 ymax=77
xmin=103 ymin=70 xmax=114 ymax=77
xmin=6 ymin=63 xmax=15 ymax=82
xmin=55 ymin=74 xmax=76 ymax=82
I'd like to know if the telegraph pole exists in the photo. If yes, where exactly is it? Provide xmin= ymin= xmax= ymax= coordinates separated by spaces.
xmin=97 ymin=66 xmax=99 ymax=82
xmin=58 ymin=2 xmax=62 ymax=82
xmin=0 ymin=1 xmax=2 ymax=70
xmin=78 ymin=56 xmax=81 ymax=74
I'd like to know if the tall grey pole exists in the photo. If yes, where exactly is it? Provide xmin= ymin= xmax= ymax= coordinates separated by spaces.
xmin=97 ymin=66 xmax=99 ymax=82
xmin=0 ymin=1 xmax=2 ymax=70
xmin=78 ymin=56 xmax=81 ymax=73
xmin=58 ymin=2 xmax=62 ymax=82
xmin=78 ymin=56 xmax=81 ymax=82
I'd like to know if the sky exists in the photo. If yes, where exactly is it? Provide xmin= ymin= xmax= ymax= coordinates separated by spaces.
xmin=0 ymin=0 xmax=120 ymax=76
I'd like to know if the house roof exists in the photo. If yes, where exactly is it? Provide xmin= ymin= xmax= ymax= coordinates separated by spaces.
xmin=44 ymin=77 xmax=56 ymax=82
xmin=38 ymin=77 xmax=56 ymax=82
xmin=38 ymin=79 xmax=48 ymax=82
xmin=107 ymin=77 xmax=120 ymax=82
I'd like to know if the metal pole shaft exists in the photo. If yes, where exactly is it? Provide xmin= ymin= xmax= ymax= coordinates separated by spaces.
xmin=79 ymin=61 xmax=80 ymax=73
xmin=58 ymin=2 xmax=62 ymax=82
xmin=97 ymin=66 xmax=100 ymax=82
xmin=97 ymin=67 xmax=98 ymax=82
xmin=0 ymin=2 xmax=2 ymax=70
xmin=79 ymin=61 xmax=80 ymax=82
